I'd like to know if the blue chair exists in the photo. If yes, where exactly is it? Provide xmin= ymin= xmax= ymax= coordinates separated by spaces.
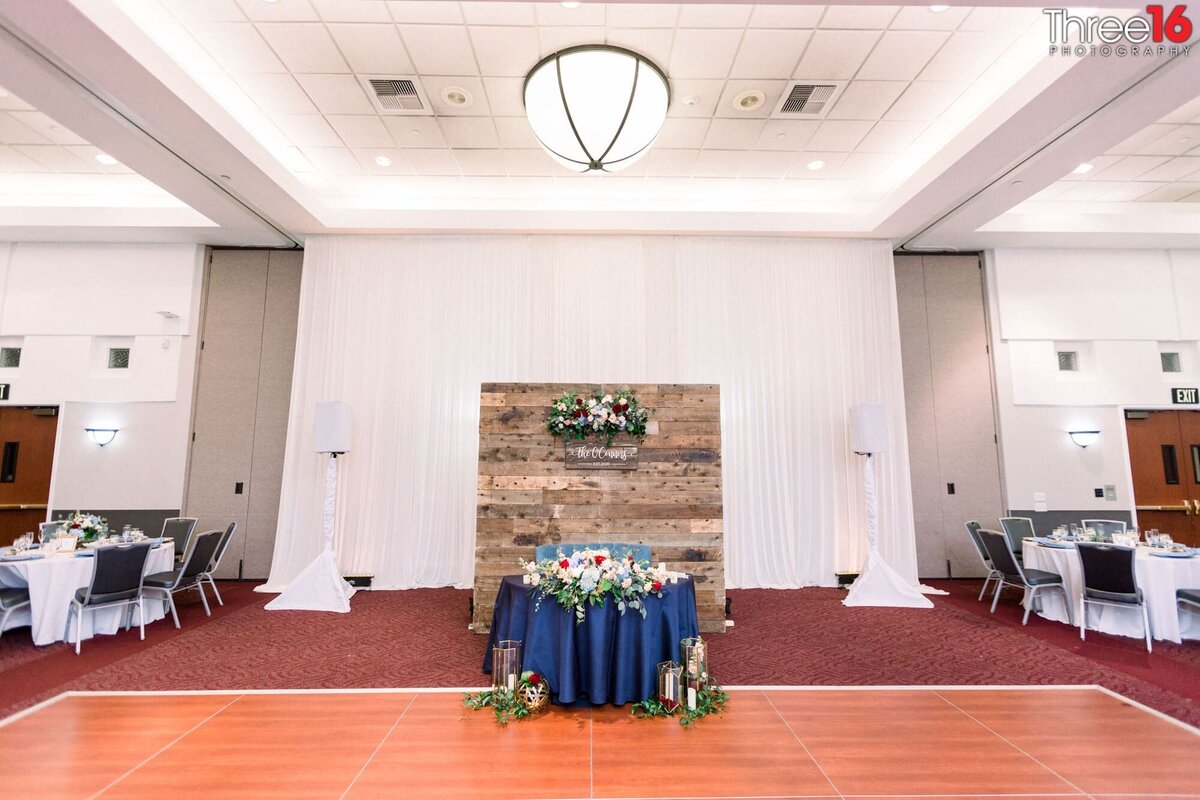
xmin=534 ymin=543 xmax=652 ymax=562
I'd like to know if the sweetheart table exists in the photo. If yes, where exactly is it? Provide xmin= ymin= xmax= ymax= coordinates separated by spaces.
xmin=0 ymin=544 xmax=174 ymax=645
xmin=483 ymin=574 xmax=699 ymax=706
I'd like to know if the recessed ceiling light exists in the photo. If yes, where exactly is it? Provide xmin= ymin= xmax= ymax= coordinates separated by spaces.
xmin=776 ymin=132 xmax=788 ymax=140
xmin=1073 ymin=162 xmax=1094 ymax=174
xmin=94 ymin=153 xmax=118 ymax=165
xmin=929 ymin=4 xmax=950 ymax=12
xmin=374 ymin=155 xmax=392 ymax=167
xmin=560 ymin=1 xmax=581 ymax=7
xmin=733 ymin=89 xmax=766 ymax=112
xmin=219 ymin=174 xmax=231 ymax=181
xmin=806 ymin=160 xmax=825 ymax=171
xmin=262 ymin=0 xmax=279 ymax=4
xmin=681 ymin=95 xmax=700 ymax=107
xmin=441 ymin=86 xmax=472 ymax=107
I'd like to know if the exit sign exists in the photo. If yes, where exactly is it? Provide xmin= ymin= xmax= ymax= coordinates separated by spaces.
xmin=1172 ymin=387 xmax=1198 ymax=405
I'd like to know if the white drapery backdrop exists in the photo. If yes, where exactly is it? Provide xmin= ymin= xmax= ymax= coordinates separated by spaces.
xmin=262 ymin=235 xmax=917 ymax=591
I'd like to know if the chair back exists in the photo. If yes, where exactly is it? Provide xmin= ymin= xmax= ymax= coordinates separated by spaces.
xmin=208 ymin=522 xmax=238 ymax=573
xmin=1076 ymin=542 xmax=1139 ymax=600
xmin=181 ymin=530 xmax=225 ymax=580
xmin=533 ymin=542 xmax=652 ymax=562
xmin=963 ymin=521 xmax=990 ymax=566
xmin=162 ymin=517 xmax=198 ymax=560
xmin=83 ymin=542 xmax=154 ymax=606
xmin=1000 ymin=517 xmax=1036 ymax=552
xmin=979 ymin=529 xmax=1025 ymax=584
xmin=1082 ymin=519 xmax=1126 ymax=540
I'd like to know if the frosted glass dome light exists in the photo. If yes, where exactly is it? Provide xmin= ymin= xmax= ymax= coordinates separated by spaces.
xmin=523 ymin=45 xmax=670 ymax=173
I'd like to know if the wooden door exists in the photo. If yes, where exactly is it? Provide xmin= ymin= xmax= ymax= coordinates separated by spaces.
xmin=0 ymin=407 xmax=58 ymax=541
xmin=1125 ymin=410 xmax=1200 ymax=546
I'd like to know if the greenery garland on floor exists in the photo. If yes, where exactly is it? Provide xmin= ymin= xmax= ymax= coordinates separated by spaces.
xmin=631 ymin=682 xmax=729 ymax=725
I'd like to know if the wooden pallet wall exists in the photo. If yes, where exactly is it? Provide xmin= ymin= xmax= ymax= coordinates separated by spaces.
xmin=474 ymin=383 xmax=725 ymax=634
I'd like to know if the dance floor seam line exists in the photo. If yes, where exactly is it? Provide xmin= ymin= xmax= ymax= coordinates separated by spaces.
xmin=336 ymin=692 xmax=418 ymax=800
xmin=762 ymin=690 xmax=845 ymax=800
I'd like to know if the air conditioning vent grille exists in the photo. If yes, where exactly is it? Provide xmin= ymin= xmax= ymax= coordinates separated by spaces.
xmin=771 ymin=81 xmax=846 ymax=119
xmin=369 ymin=79 xmax=423 ymax=111
xmin=1057 ymin=351 xmax=1078 ymax=372
xmin=108 ymin=347 xmax=130 ymax=369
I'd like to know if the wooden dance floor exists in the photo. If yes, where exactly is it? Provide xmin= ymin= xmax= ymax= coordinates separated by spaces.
xmin=3 ymin=687 xmax=1198 ymax=799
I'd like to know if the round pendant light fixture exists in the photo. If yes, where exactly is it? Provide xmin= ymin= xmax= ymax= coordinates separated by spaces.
xmin=523 ymin=45 xmax=670 ymax=173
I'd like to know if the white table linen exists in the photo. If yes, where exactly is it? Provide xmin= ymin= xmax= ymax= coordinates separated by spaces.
xmin=0 ymin=544 xmax=174 ymax=646
xmin=1022 ymin=540 xmax=1200 ymax=643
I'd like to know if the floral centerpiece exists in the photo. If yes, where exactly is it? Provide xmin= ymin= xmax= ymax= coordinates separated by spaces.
xmin=546 ymin=390 xmax=649 ymax=445
xmin=464 ymin=671 xmax=549 ymax=725
xmin=522 ymin=547 xmax=681 ymax=623
xmin=55 ymin=511 xmax=107 ymax=544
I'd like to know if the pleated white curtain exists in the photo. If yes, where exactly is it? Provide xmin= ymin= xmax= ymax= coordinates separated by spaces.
xmin=262 ymin=235 xmax=917 ymax=591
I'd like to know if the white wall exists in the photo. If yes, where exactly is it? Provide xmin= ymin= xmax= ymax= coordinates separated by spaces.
xmin=985 ymin=248 xmax=1200 ymax=515
xmin=0 ymin=242 xmax=203 ymax=513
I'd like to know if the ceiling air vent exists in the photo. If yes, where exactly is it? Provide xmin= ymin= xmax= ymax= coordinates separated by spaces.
xmin=771 ymin=81 xmax=846 ymax=120
xmin=358 ymin=75 xmax=433 ymax=116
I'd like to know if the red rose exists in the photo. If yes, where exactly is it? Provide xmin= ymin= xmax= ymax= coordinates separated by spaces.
xmin=628 ymin=555 xmax=635 ymax=562
xmin=528 ymin=673 xmax=542 ymax=686
xmin=576 ymin=398 xmax=583 ymax=405
xmin=560 ymin=559 xmax=569 ymax=569
xmin=652 ymin=581 xmax=662 ymax=592
xmin=594 ymin=555 xmax=605 ymax=565
xmin=71 ymin=523 xmax=81 ymax=529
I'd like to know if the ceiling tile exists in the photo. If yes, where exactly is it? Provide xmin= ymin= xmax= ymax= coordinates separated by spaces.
xmin=656 ymin=118 xmax=711 ymax=149
xmin=819 ymin=5 xmax=899 ymax=29
xmin=890 ymin=6 xmax=971 ymax=31
xmin=398 ymin=25 xmax=478 ymax=75
xmin=1137 ymin=156 xmax=1200 ymax=182
xmin=677 ymin=4 xmax=753 ymax=27
xmin=311 ymin=0 xmax=390 ymax=22
xmin=703 ymin=118 xmax=767 ymax=149
xmin=884 ymin=81 xmax=964 ymax=121
xmin=792 ymin=30 xmax=880 ymax=80
xmin=191 ymin=22 xmax=285 ymax=72
xmin=604 ymin=29 xmax=673 ymax=71
xmin=755 ymin=119 xmax=819 ymax=151
xmin=1162 ymin=96 xmax=1200 ymax=125
xmin=237 ymin=74 xmax=319 ymax=113
xmin=494 ymin=116 xmax=539 ymax=148
xmin=831 ymin=151 xmax=895 ymax=180
xmin=1091 ymin=155 xmax=1172 ymax=181
xmin=383 ymin=115 xmax=447 ymax=147
xmin=534 ymin=2 xmax=605 ymax=26
xmin=327 ymin=115 xmax=395 ymax=148
xmin=669 ymin=29 xmax=743 ymax=80
xmin=257 ymin=22 xmax=350 ymax=72
xmin=739 ymin=150 xmax=797 ymax=178
xmin=421 ymin=76 xmax=491 ymax=116
xmin=5 ymin=111 xmax=87 ymax=145
xmin=10 ymin=144 xmax=89 ymax=172
xmin=299 ymin=146 xmax=364 ymax=173
xmin=644 ymin=148 xmax=698 ymax=177
xmin=1060 ymin=154 xmax=1120 ymax=180
xmin=483 ymin=77 xmax=525 ymax=117
xmin=666 ymin=80 xmax=725 ymax=118
xmin=0 ymin=113 xmax=51 ymax=145
xmin=714 ymin=80 xmax=789 ymax=119
xmin=1055 ymin=181 xmax=1127 ymax=201
xmin=63 ymin=144 xmax=131 ymax=173
xmin=461 ymin=2 xmax=537 ymax=26
xmin=730 ymin=29 xmax=809 ymax=80
xmin=272 ymin=113 xmax=344 ymax=146
xmin=296 ymin=74 xmax=374 ymax=114
xmin=386 ymin=1 xmax=462 ymax=24
xmin=605 ymin=4 xmax=679 ymax=28
xmin=1136 ymin=183 xmax=1200 ymax=202
xmin=455 ymin=148 xmax=508 ymax=176
xmin=351 ymin=147 xmax=413 ymax=174
xmin=470 ymin=26 xmax=540 ymax=76
xmin=693 ymin=150 xmax=744 ymax=178
xmin=827 ymin=81 xmax=906 ymax=121
xmin=0 ymin=91 xmax=34 ymax=112
xmin=1108 ymin=123 xmax=1175 ymax=155
xmin=503 ymin=149 xmax=556 ymax=176
xmin=918 ymin=31 xmax=1008 ymax=82
xmin=0 ymin=144 xmax=42 ymax=172
xmin=855 ymin=119 xmax=926 ymax=153
xmin=540 ymin=25 xmax=603 ymax=57
xmin=406 ymin=148 xmax=462 ymax=175
xmin=807 ymin=120 xmax=873 ymax=151
xmin=1095 ymin=183 xmax=1159 ymax=202
xmin=857 ymin=31 xmax=949 ymax=81
xmin=959 ymin=7 xmax=1041 ymax=32
xmin=1138 ymin=125 xmax=1200 ymax=156
xmin=327 ymin=24 xmax=415 ymax=74
xmin=747 ymin=4 xmax=824 ymax=28
xmin=234 ymin=0 xmax=315 ymax=22
xmin=439 ymin=117 xmax=500 ymax=148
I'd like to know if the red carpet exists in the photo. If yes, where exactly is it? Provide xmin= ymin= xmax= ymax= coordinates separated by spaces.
xmin=1 ymin=579 xmax=1197 ymax=727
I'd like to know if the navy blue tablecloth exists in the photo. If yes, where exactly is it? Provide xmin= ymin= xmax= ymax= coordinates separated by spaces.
xmin=482 ymin=574 xmax=699 ymax=706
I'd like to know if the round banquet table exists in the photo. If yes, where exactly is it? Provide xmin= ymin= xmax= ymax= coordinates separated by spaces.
xmin=0 ymin=543 xmax=175 ymax=646
xmin=1021 ymin=540 xmax=1200 ymax=643
xmin=483 ymin=574 xmax=699 ymax=706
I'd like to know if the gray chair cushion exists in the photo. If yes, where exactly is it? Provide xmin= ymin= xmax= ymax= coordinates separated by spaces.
xmin=1023 ymin=568 xmax=1063 ymax=586
xmin=1178 ymin=588 xmax=1200 ymax=607
xmin=74 ymin=587 xmax=138 ymax=605
xmin=1086 ymin=587 xmax=1141 ymax=604
xmin=144 ymin=569 xmax=182 ymax=588
xmin=0 ymin=586 xmax=30 ymax=608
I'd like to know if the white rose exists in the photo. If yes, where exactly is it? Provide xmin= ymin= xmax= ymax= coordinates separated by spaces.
xmin=603 ymin=394 xmax=613 ymax=404
xmin=622 ymin=577 xmax=632 ymax=589
xmin=530 ymin=573 xmax=541 ymax=586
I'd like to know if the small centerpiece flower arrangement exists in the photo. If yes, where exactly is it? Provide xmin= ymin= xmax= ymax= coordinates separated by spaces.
xmin=522 ymin=547 xmax=681 ymax=623
xmin=55 ymin=511 xmax=107 ymax=544
xmin=547 ymin=390 xmax=649 ymax=445
xmin=464 ymin=671 xmax=549 ymax=725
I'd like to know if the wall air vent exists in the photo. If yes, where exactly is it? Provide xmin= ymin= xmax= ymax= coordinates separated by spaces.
xmin=359 ymin=75 xmax=433 ymax=116
xmin=771 ymin=81 xmax=846 ymax=119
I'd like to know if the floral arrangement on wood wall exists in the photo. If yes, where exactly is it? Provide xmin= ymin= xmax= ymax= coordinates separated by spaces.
xmin=546 ymin=390 xmax=649 ymax=445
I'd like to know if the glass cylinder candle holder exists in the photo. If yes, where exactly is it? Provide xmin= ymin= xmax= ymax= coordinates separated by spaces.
xmin=658 ymin=661 xmax=683 ymax=712
xmin=680 ymin=636 xmax=707 ymax=710
xmin=492 ymin=639 xmax=522 ymax=692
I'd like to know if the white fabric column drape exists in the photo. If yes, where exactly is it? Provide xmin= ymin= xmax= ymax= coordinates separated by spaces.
xmin=262 ymin=235 xmax=917 ymax=591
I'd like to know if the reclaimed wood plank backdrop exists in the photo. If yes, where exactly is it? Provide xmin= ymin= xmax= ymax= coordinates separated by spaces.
xmin=474 ymin=382 xmax=725 ymax=634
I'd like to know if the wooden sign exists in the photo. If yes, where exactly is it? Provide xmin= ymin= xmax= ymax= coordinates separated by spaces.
xmin=564 ymin=442 xmax=638 ymax=470
xmin=1172 ymin=387 xmax=1198 ymax=405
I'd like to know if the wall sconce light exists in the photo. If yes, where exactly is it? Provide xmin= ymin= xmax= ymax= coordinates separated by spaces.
xmin=86 ymin=428 xmax=119 ymax=446
xmin=1068 ymin=430 xmax=1100 ymax=448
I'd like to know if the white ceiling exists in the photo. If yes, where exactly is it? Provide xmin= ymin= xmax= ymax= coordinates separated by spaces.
xmin=0 ymin=0 xmax=1197 ymax=246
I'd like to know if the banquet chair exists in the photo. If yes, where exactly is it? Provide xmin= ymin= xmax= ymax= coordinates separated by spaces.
xmin=161 ymin=517 xmax=198 ymax=562
xmin=999 ymin=517 xmax=1036 ymax=563
xmin=979 ymin=529 xmax=1071 ymax=625
xmin=1179 ymin=588 xmax=1200 ymax=610
xmin=964 ymin=521 xmax=1000 ymax=601
xmin=143 ymin=530 xmax=224 ymax=627
xmin=1076 ymin=542 xmax=1151 ymax=653
xmin=0 ymin=586 xmax=31 ymax=642
xmin=534 ymin=543 xmax=652 ymax=562
xmin=65 ymin=541 xmax=155 ymax=655
xmin=1081 ymin=520 xmax=1127 ymax=541
xmin=196 ymin=522 xmax=237 ymax=607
